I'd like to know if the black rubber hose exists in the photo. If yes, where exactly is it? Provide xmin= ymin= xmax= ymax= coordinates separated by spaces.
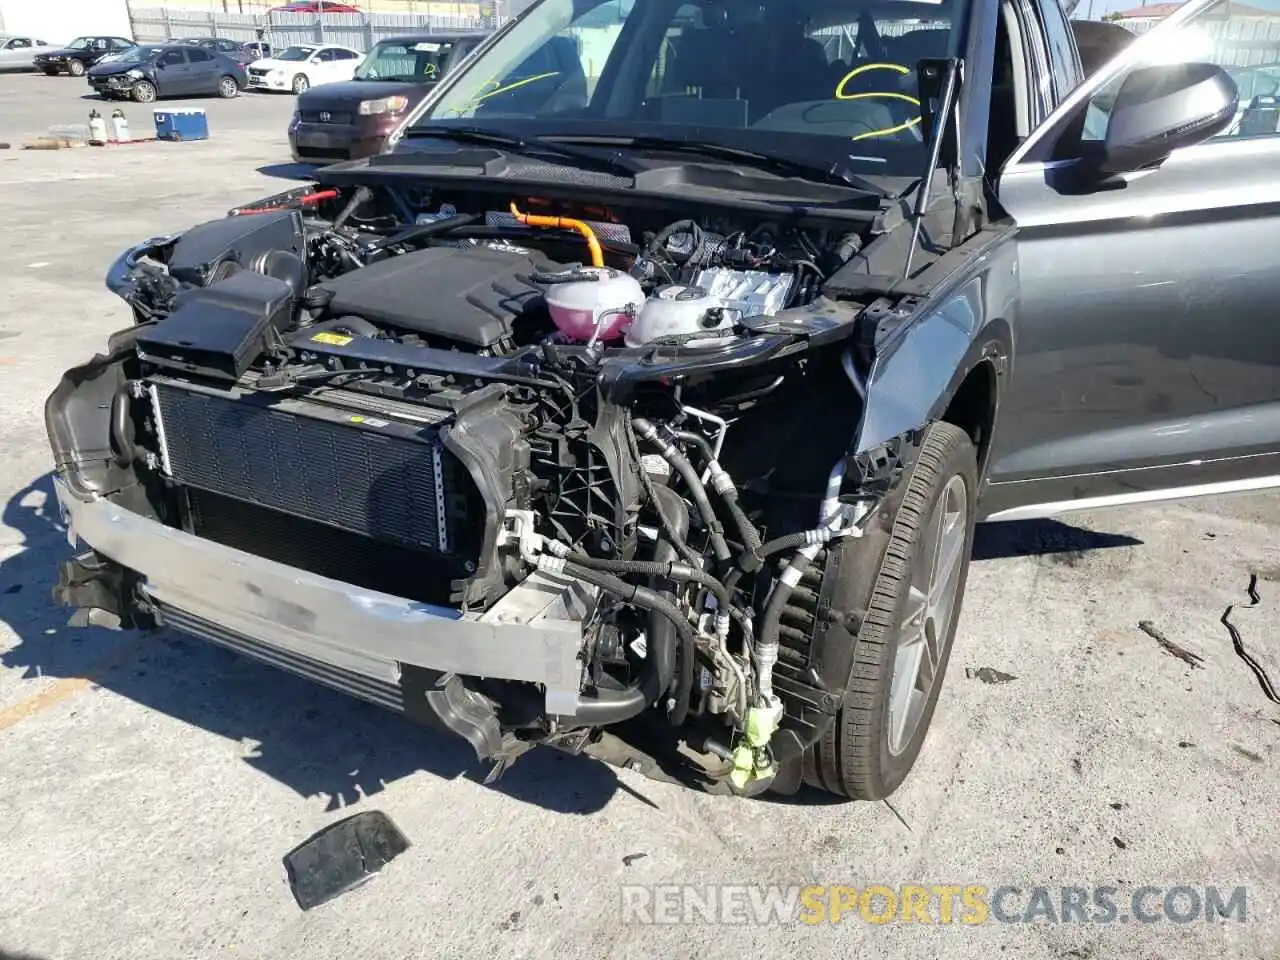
xmin=757 ymin=553 xmax=816 ymax=667
xmin=665 ymin=426 xmax=762 ymax=556
xmin=566 ymin=553 xmax=730 ymax=612
xmin=721 ymin=488 xmax=763 ymax=555
xmin=562 ymin=569 xmax=697 ymax=726
xmin=332 ymin=185 xmax=371 ymax=230
xmin=633 ymin=417 xmax=731 ymax=563
xmin=670 ymin=428 xmax=714 ymax=464
xmin=367 ymin=212 xmax=478 ymax=252
xmin=110 ymin=381 xmax=135 ymax=467
xmin=571 ymin=488 xmax=689 ymax=725
xmin=625 ymin=419 xmax=702 ymax=568
xmin=755 ymin=529 xmax=824 ymax=560
xmin=254 ymin=249 xmax=307 ymax=296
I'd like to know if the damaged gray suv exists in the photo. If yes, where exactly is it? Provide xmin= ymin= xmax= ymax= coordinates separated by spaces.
xmin=46 ymin=0 xmax=1280 ymax=800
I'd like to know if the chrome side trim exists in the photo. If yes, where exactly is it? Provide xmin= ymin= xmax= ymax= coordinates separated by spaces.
xmin=982 ymin=475 xmax=1280 ymax=522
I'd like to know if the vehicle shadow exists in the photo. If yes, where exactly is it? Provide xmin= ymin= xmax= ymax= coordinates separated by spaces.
xmin=257 ymin=161 xmax=319 ymax=181
xmin=1 ymin=476 xmax=1141 ymax=815
xmin=971 ymin=518 xmax=1143 ymax=561
xmin=0 ymin=472 xmax=625 ymax=816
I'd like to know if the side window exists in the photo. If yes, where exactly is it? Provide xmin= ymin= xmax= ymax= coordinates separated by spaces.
xmin=1077 ymin=0 xmax=1280 ymax=145
xmin=1033 ymin=0 xmax=1080 ymax=101
xmin=159 ymin=49 xmax=186 ymax=67
xmin=218 ymin=39 xmax=238 ymax=52
xmin=316 ymin=48 xmax=337 ymax=61
xmin=335 ymin=49 xmax=359 ymax=60
xmin=9 ymin=38 xmax=32 ymax=49
xmin=188 ymin=48 xmax=212 ymax=62
xmin=112 ymin=39 xmax=132 ymax=51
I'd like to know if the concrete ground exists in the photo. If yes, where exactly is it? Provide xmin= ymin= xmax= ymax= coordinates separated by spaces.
xmin=1 ymin=72 xmax=1279 ymax=960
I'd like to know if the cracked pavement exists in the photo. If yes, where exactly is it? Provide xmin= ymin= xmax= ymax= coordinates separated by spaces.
xmin=1 ymin=73 xmax=1279 ymax=960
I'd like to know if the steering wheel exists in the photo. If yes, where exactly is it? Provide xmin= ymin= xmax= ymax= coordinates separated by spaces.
xmin=833 ymin=62 xmax=922 ymax=142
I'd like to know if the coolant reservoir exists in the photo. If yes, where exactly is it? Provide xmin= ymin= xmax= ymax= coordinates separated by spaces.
xmin=624 ymin=285 xmax=731 ymax=348
xmin=544 ymin=267 xmax=645 ymax=343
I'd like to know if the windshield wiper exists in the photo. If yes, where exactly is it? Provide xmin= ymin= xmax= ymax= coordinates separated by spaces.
xmin=398 ymin=125 xmax=639 ymax=179
xmin=540 ymin=135 xmax=893 ymax=198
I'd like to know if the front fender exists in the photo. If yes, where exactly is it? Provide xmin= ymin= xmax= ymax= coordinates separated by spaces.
xmin=855 ymin=236 xmax=1017 ymax=461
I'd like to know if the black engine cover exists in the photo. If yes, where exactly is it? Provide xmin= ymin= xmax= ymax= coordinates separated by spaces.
xmin=318 ymin=244 xmax=558 ymax=348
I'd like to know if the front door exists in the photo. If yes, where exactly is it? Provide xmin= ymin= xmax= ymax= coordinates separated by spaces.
xmin=155 ymin=47 xmax=192 ymax=95
xmin=985 ymin=0 xmax=1280 ymax=520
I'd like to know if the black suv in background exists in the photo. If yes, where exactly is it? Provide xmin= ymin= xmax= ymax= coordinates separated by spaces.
xmin=289 ymin=33 xmax=485 ymax=162
xmin=34 ymin=36 xmax=135 ymax=76
xmin=176 ymin=37 xmax=260 ymax=64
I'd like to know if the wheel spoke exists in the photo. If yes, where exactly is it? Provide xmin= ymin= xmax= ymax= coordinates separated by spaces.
xmin=886 ymin=472 xmax=969 ymax=757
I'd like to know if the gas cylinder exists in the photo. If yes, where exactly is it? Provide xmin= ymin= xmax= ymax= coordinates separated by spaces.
xmin=110 ymin=109 xmax=129 ymax=142
xmin=88 ymin=109 xmax=108 ymax=144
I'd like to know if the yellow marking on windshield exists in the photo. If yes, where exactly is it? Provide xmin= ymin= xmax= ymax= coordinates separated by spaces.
xmin=473 ymin=70 xmax=560 ymax=103
xmin=832 ymin=63 xmax=922 ymax=141
xmin=834 ymin=61 xmax=910 ymax=100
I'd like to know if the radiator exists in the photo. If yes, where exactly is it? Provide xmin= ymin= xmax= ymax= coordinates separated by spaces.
xmin=148 ymin=377 xmax=465 ymax=557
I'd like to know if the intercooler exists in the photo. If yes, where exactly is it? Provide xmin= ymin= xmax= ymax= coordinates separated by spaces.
xmin=147 ymin=377 xmax=480 ymax=594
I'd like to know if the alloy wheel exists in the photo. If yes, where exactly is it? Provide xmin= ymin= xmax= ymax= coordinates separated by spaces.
xmin=886 ymin=473 xmax=968 ymax=756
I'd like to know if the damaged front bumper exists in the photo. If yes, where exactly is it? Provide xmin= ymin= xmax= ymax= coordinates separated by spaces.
xmin=51 ymin=475 xmax=591 ymax=730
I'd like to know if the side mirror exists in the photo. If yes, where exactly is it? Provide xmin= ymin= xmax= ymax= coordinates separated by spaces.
xmin=1101 ymin=61 xmax=1238 ymax=173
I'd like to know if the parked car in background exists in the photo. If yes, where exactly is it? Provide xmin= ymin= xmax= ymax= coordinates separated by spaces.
xmin=241 ymin=41 xmax=273 ymax=62
xmin=87 ymin=43 xmax=246 ymax=102
xmin=289 ymin=33 xmax=485 ymax=163
xmin=246 ymin=42 xmax=362 ymax=93
xmin=176 ymin=37 xmax=259 ymax=64
xmin=0 ymin=35 xmax=51 ymax=72
xmin=269 ymin=2 xmax=362 ymax=12
xmin=34 ymin=36 xmax=135 ymax=76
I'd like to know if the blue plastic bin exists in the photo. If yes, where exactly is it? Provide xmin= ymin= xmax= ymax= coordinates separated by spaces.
xmin=153 ymin=108 xmax=209 ymax=142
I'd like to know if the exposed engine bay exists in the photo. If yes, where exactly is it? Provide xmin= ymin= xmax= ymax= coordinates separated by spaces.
xmin=52 ymin=180 xmax=935 ymax=796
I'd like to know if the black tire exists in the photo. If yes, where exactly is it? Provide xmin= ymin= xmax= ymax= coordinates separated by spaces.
xmin=131 ymin=80 xmax=157 ymax=103
xmin=807 ymin=421 xmax=978 ymax=800
xmin=217 ymin=75 xmax=239 ymax=98
xmin=292 ymin=73 xmax=309 ymax=94
xmin=68 ymin=59 xmax=85 ymax=77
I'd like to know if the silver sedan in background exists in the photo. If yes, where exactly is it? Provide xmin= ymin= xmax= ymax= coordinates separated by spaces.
xmin=0 ymin=35 xmax=50 ymax=71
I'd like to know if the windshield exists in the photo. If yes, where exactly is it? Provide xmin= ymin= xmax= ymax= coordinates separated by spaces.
xmin=355 ymin=38 xmax=454 ymax=81
xmin=66 ymin=37 xmax=92 ymax=50
xmin=276 ymin=45 xmax=317 ymax=61
xmin=116 ymin=45 xmax=163 ymax=63
xmin=409 ymin=0 xmax=960 ymax=176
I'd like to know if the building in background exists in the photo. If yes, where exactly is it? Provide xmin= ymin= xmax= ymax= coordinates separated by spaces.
xmin=0 ymin=0 xmax=132 ymax=42
xmin=1107 ymin=0 xmax=1280 ymax=23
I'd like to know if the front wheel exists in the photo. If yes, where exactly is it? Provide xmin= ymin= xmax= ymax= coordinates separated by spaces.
xmin=292 ymin=73 xmax=309 ymax=94
xmin=217 ymin=75 xmax=239 ymax=98
xmin=67 ymin=59 xmax=85 ymax=77
xmin=131 ymin=80 xmax=157 ymax=103
xmin=807 ymin=420 xmax=978 ymax=800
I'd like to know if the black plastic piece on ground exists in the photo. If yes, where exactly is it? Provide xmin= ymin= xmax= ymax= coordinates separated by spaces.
xmin=283 ymin=810 xmax=411 ymax=911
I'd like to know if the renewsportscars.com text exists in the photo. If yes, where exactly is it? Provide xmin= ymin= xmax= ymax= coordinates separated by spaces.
xmin=620 ymin=884 xmax=1248 ymax=926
